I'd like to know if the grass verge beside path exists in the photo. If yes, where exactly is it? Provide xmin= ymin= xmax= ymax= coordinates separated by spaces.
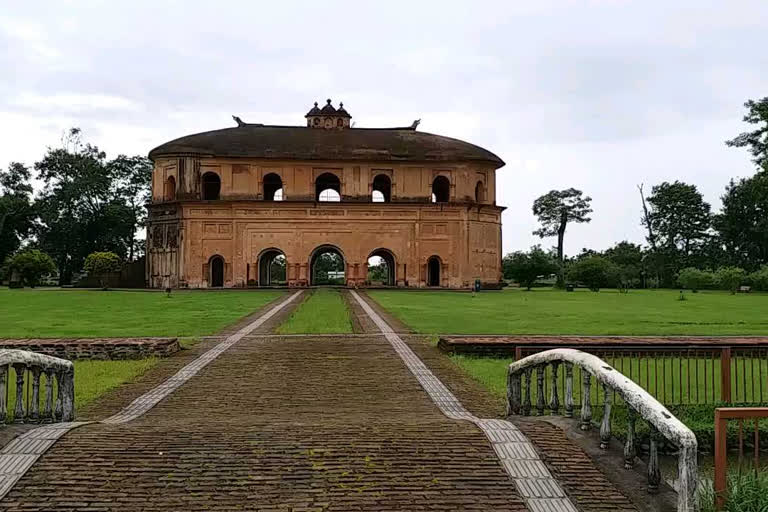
xmin=368 ymin=288 xmax=768 ymax=335
xmin=0 ymin=289 xmax=284 ymax=338
xmin=277 ymin=289 xmax=353 ymax=334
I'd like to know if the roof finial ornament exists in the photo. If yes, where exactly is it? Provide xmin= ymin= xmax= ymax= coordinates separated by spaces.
xmin=410 ymin=119 xmax=421 ymax=130
xmin=232 ymin=115 xmax=245 ymax=127
xmin=326 ymin=98 xmax=332 ymax=105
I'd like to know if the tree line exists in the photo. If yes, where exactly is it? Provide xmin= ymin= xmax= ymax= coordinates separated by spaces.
xmin=0 ymin=128 xmax=151 ymax=285
xmin=504 ymin=97 xmax=768 ymax=292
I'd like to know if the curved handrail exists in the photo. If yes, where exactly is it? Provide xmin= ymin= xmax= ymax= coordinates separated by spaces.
xmin=0 ymin=349 xmax=75 ymax=424
xmin=507 ymin=348 xmax=698 ymax=512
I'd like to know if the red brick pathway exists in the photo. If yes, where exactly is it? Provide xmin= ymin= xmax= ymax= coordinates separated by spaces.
xmin=0 ymin=335 xmax=527 ymax=511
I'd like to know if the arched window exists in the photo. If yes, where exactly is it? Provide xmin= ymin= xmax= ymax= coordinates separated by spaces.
xmin=372 ymin=174 xmax=391 ymax=203
xmin=475 ymin=181 xmax=485 ymax=203
xmin=201 ymin=172 xmax=221 ymax=200
xmin=164 ymin=176 xmax=176 ymax=201
xmin=263 ymin=173 xmax=283 ymax=201
xmin=257 ymin=248 xmax=287 ymax=286
xmin=432 ymin=176 xmax=450 ymax=203
xmin=316 ymin=172 xmax=341 ymax=202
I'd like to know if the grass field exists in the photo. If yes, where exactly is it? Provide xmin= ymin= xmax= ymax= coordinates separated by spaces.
xmin=6 ymin=358 xmax=158 ymax=419
xmin=368 ymin=288 xmax=768 ymax=335
xmin=277 ymin=289 xmax=353 ymax=334
xmin=0 ymin=289 xmax=284 ymax=338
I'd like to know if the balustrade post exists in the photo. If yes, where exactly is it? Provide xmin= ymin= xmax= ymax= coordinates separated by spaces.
xmin=13 ymin=364 xmax=26 ymax=423
xmin=564 ymin=362 xmax=574 ymax=418
xmin=54 ymin=371 xmax=63 ymax=421
xmin=580 ymin=371 xmax=592 ymax=430
xmin=599 ymin=384 xmax=612 ymax=449
xmin=507 ymin=369 xmax=521 ymax=415
xmin=0 ymin=365 xmax=7 ymax=424
xmin=30 ymin=367 xmax=41 ymax=423
xmin=549 ymin=362 xmax=560 ymax=414
xmin=648 ymin=425 xmax=661 ymax=494
xmin=536 ymin=365 xmax=546 ymax=416
xmin=624 ymin=407 xmax=637 ymax=469
xmin=60 ymin=366 xmax=75 ymax=422
xmin=42 ymin=369 xmax=54 ymax=423
xmin=522 ymin=368 xmax=532 ymax=415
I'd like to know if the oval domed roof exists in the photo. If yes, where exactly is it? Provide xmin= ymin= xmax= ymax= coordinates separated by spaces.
xmin=149 ymin=124 xmax=504 ymax=167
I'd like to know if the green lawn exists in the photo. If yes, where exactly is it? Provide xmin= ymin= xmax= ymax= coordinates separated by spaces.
xmin=0 ymin=289 xmax=285 ymax=338
xmin=368 ymin=288 xmax=768 ymax=335
xmin=7 ymin=358 xmax=158 ymax=419
xmin=277 ymin=289 xmax=353 ymax=334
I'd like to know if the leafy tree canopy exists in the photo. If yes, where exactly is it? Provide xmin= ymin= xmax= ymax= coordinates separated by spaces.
xmin=715 ymin=172 xmax=768 ymax=270
xmin=567 ymin=256 xmax=618 ymax=292
xmin=503 ymin=245 xmax=558 ymax=290
xmin=532 ymin=188 xmax=592 ymax=287
xmin=0 ymin=162 xmax=36 ymax=264
xmin=726 ymin=97 xmax=768 ymax=171
xmin=6 ymin=249 xmax=56 ymax=287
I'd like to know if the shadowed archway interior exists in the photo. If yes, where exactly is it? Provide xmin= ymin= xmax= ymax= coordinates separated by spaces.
xmin=258 ymin=249 xmax=286 ymax=286
xmin=368 ymin=249 xmax=396 ymax=286
xmin=310 ymin=245 xmax=345 ymax=285
xmin=427 ymin=256 xmax=441 ymax=287
xmin=209 ymin=255 xmax=224 ymax=287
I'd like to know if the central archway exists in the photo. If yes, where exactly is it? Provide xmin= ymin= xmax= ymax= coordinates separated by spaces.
xmin=367 ymin=248 xmax=396 ymax=286
xmin=209 ymin=255 xmax=224 ymax=287
xmin=257 ymin=248 xmax=286 ymax=286
xmin=310 ymin=245 xmax=345 ymax=285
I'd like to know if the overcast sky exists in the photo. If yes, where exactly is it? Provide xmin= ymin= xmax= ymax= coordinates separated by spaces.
xmin=2 ymin=1 xmax=766 ymax=256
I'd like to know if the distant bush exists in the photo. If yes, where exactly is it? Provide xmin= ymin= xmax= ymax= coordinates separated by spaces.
xmin=5 ymin=250 xmax=57 ymax=287
xmin=749 ymin=265 xmax=768 ymax=291
xmin=567 ymin=256 xmax=619 ymax=292
xmin=715 ymin=266 xmax=747 ymax=294
xmin=84 ymin=251 xmax=122 ymax=290
xmin=502 ymin=246 xmax=558 ymax=290
xmin=677 ymin=267 xmax=716 ymax=292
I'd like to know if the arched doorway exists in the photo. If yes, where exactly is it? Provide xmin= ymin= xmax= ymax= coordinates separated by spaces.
xmin=209 ymin=255 xmax=224 ymax=287
xmin=367 ymin=249 xmax=396 ymax=286
xmin=310 ymin=245 xmax=345 ymax=285
xmin=372 ymin=174 xmax=391 ymax=202
xmin=202 ymin=172 xmax=221 ymax=200
xmin=257 ymin=248 xmax=286 ymax=286
xmin=316 ymin=172 xmax=341 ymax=201
xmin=427 ymin=256 xmax=441 ymax=287
xmin=263 ymin=173 xmax=283 ymax=201
xmin=432 ymin=176 xmax=450 ymax=203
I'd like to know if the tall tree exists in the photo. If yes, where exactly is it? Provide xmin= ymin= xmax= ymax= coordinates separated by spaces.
xmin=726 ymin=97 xmax=768 ymax=171
xmin=714 ymin=172 xmax=768 ymax=270
xmin=532 ymin=188 xmax=593 ymax=287
xmin=643 ymin=181 xmax=712 ymax=283
xmin=35 ymin=128 xmax=149 ymax=284
xmin=107 ymin=155 xmax=152 ymax=261
xmin=0 ymin=162 xmax=36 ymax=264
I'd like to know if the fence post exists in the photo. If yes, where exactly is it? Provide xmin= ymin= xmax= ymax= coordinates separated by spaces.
xmin=714 ymin=408 xmax=727 ymax=510
xmin=720 ymin=347 xmax=732 ymax=403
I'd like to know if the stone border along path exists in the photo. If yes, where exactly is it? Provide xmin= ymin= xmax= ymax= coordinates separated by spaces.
xmin=0 ymin=290 xmax=304 ymax=501
xmin=349 ymin=290 xmax=578 ymax=512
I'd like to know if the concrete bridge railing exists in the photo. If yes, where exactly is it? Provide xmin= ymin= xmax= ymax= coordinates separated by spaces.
xmin=0 ymin=350 xmax=75 ymax=424
xmin=507 ymin=348 xmax=698 ymax=512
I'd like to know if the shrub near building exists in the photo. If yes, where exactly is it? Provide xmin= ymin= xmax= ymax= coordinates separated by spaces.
xmin=83 ymin=251 xmax=122 ymax=290
xmin=4 ymin=249 xmax=57 ymax=288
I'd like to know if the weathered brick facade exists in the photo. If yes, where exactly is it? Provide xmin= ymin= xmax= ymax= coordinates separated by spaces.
xmin=147 ymin=101 xmax=505 ymax=289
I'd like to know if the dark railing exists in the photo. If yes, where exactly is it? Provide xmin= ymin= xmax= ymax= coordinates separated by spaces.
xmin=713 ymin=407 xmax=768 ymax=509
xmin=439 ymin=337 xmax=768 ymax=406
xmin=0 ymin=350 xmax=75 ymax=423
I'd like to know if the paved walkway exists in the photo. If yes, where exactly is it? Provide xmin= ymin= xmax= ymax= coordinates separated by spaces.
xmin=0 ymin=292 xmax=531 ymax=511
